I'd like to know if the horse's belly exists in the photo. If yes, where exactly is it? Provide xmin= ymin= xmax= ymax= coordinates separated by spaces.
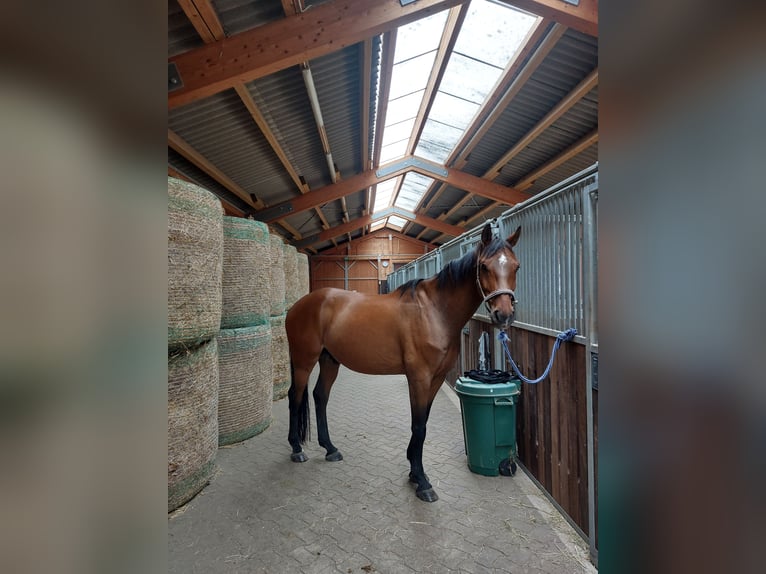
xmin=327 ymin=343 xmax=405 ymax=376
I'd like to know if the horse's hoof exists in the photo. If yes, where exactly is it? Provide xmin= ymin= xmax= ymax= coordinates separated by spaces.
xmin=325 ymin=450 xmax=343 ymax=462
xmin=416 ymin=488 xmax=439 ymax=502
xmin=290 ymin=452 xmax=308 ymax=463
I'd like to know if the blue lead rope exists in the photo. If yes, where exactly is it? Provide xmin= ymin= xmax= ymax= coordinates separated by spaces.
xmin=497 ymin=328 xmax=578 ymax=384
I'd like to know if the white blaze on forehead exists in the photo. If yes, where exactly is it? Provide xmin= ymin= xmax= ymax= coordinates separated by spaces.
xmin=498 ymin=253 xmax=508 ymax=266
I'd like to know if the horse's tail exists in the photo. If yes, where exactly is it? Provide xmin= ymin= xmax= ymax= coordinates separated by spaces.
xmin=288 ymin=359 xmax=310 ymax=444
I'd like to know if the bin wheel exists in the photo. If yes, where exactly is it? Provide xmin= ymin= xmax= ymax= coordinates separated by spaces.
xmin=499 ymin=458 xmax=517 ymax=477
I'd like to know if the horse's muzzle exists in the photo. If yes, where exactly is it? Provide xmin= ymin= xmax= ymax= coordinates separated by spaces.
xmin=491 ymin=308 xmax=515 ymax=328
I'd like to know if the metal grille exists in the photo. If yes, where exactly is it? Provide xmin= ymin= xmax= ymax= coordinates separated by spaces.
xmin=388 ymin=164 xmax=598 ymax=343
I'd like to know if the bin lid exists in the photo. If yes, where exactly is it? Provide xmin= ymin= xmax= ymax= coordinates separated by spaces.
xmin=455 ymin=376 xmax=520 ymax=397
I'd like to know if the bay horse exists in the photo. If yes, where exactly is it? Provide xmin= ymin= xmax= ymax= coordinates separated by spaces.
xmin=285 ymin=223 xmax=521 ymax=502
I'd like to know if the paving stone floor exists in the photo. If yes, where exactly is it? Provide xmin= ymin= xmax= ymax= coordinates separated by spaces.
xmin=169 ymin=367 xmax=596 ymax=573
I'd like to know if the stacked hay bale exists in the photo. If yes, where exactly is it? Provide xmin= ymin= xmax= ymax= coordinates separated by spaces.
xmin=269 ymin=235 xmax=290 ymax=401
xmin=167 ymin=177 xmax=223 ymax=512
xmin=283 ymin=243 xmax=299 ymax=310
xmin=296 ymin=251 xmax=310 ymax=300
xmin=218 ymin=217 xmax=273 ymax=445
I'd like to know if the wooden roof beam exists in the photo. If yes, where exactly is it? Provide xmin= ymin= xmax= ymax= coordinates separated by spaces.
xmin=179 ymin=0 xmax=327 ymax=238
xmin=416 ymin=21 xmax=561 ymax=216
xmin=254 ymin=156 xmax=527 ymax=224
xmin=295 ymin=208 xmax=463 ymax=249
xmin=168 ymin=0 xmax=465 ymax=109
xmin=485 ymin=68 xmax=598 ymax=178
xmin=515 ymin=129 xmax=598 ymax=190
xmin=499 ymin=0 xmax=597 ymax=37
xmin=168 ymin=129 xmax=263 ymax=210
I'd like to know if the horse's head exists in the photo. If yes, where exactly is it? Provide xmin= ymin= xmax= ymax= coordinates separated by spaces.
xmin=476 ymin=223 xmax=521 ymax=329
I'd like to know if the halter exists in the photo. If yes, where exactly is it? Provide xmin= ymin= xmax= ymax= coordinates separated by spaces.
xmin=475 ymin=256 xmax=517 ymax=314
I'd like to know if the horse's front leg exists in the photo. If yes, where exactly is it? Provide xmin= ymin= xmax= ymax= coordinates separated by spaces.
xmin=407 ymin=402 xmax=437 ymax=502
xmin=406 ymin=375 xmax=441 ymax=502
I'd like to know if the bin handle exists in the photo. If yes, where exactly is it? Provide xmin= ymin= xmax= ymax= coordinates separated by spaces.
xmin=494 ymin=397 xmax=515 ymax=406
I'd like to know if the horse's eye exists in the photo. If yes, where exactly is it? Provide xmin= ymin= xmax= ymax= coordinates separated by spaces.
xmin=480 ymin=263 xmax=488 ymax=272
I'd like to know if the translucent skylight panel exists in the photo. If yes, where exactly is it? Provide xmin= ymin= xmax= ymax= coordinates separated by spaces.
xmin=439 ymin=53 xmax=502 ymax=104
xmin=415 ymin=119 xmax=464 ymax=163
xmin=387 ymin=215 xmax=408 ymax=228
xmin=389 ymin=51 xmax=437 ymax=100
xmin=385 ymin=90 xmax=423 ymax=125
xmin=372 ymin=178 xmax=398 ymax=213
xmin=381 ymin=118 xmax=416 ymax=148
xmin=394 ymin=10 xmax=449 ymax=64
xmin=452 ymin=1 xmax=537 ymax=68
xmin=379 ymin=139 xmax=409 ymax=164
xmin=428 ymin=92 xmax=479 ymax=130
xmin=395 ymin=172 xmax=434 ymax=211
xmin=370 ymin=220 xmax=386 ymax=231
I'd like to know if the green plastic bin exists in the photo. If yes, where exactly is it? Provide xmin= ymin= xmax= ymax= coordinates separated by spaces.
xmin=455 ymin=376 xmax=521 ymax=477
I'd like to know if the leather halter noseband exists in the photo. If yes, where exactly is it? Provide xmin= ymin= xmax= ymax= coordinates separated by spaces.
xmin=475 ymin=256 xmax=517 ymax=314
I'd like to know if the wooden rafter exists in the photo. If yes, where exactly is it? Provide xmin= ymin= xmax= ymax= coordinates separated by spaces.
xmin=413 ymin=23 xmax=573 ymax=240
xmin=427 ymin=130 xmax=599 ymax=242
xmin=515 ymin=129 xmax=598 ymax=191
xmin=406 ymin=4 xmax=467 ymax=156
xmin=414 ymin=20 xmax=560 ymax=225
xmin=177 ymin=0 xmax=317 ymax=239
xmin=360 ymin=38 xmax=372 ymax=214
xmin=295 ymin=208 xmax=464 ymax=249
xmin=500 ymin=0 xmax=597 ymax=37
xmin=389 ymin=4 xmax=468 ymax=217
xmin=168 ymin=129 xmax=262 ymax=210
xmin=255 ymin=155 xmax=527 ymax=225
xmin=485 ymin=68 xmax=598 ymax=178
xmin=168 ymin=0 xmax=465 ymax=109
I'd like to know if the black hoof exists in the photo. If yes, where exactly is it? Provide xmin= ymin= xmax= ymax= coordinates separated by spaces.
xmin=290 ymin=451 xmax=308 ymax=463
xmin=325 ymin=450 xmax=343 ymax=462
xmin=416 ymin=488 xmax=439 ymax=502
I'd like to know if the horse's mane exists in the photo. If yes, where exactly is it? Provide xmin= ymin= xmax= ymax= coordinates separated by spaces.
xmin=396 ymin=236 xmax=509 ymax=299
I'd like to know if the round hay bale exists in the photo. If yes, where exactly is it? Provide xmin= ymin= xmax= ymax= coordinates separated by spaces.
xmin=168 ymin=338 xmax=219 ymax=512
xmin=270 ymin=314 xmax=290 ymax=401
xmin=283 ymin=243 xmax=299 ymax=310
xmin=269 ymin=235 xmax=286 ymax=317
xmin=296 ymin=252 xmax=310 ymax=299
xmin=217 ymin=324 xmax=273 ymax=445
xmin=221 ymin=217 xmax=270 ymax=329
xmin=167 ymin=177 xmax=223 ymax=350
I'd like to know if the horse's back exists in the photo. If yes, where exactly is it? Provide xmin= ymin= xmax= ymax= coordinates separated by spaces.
xmin=286 ymin=287 xmax=415 ymax=374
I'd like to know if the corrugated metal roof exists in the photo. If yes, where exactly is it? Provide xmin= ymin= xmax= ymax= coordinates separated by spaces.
xmin=167 ymin=3 xmax=597 ymax=253
xmin=168 ymin=0 xmax=204 ymax=57
xmin=169 ymin=89 xmax=298 ymax=207
xmin=213 ymin=0 xmax=284 ymax=36
xmin=168 ymin=148 xmax=251 ymax=214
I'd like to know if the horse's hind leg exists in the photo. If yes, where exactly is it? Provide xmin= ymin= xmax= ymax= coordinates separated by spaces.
xmin=288 ymin=361 xmax=313 ymax=462
xmin=314 ymin=349 xmax=343 ymax=461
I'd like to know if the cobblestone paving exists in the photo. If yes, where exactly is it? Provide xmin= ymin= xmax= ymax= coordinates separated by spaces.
xmin=169 ymin=367 xmax=596 ymax=573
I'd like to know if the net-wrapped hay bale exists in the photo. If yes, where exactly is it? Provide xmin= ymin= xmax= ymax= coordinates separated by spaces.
xmin=221 ymin=217 xmax=270 ymax=329
xmin=217 ymin=324 xmax=273 ymax=445
xmin=168 ymin=177 xmax=223 ymax=350
xmin=269 ymin=235 xmax=286 ymax=317
xmin=283 ymin=243 xmax=299 ymax=310
xmin=168 ymin=339 xmax=219 ymax=512
xmin=296 ymin=252 xmax=310 ymax=299
xmin=270 ymin=314 xmax=290 ymax=400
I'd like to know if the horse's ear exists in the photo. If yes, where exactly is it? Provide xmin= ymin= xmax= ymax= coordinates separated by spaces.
xmin=507 ymin=226 xmax=521 ymax=247
xmin=481 ymin=223 xmax=493 ymax=247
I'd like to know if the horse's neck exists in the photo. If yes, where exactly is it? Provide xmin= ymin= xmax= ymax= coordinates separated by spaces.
xmin=423 ymin=274 xmax=481 ymax=332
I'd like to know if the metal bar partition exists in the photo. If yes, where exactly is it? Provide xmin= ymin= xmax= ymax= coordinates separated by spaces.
xmin=388 ymin=163 xmax=598 ymax=558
